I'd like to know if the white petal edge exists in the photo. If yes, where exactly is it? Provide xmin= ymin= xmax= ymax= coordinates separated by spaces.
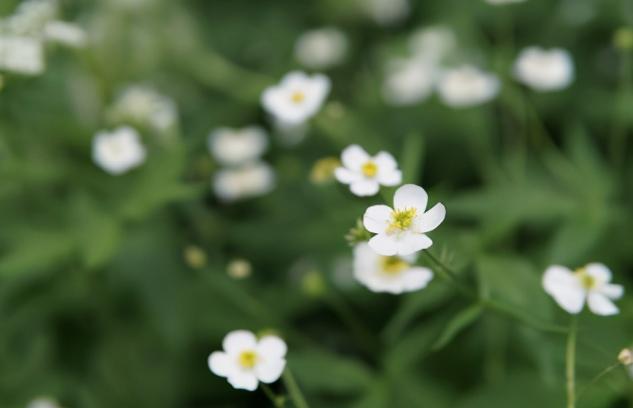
xmin=228 ymin=371 xmax=259 ymax=391
xmin=257 ymin=336 xmax=288 ymax=359
xmin=363 ymin=205 xmax=392 ymax=233
xmin=542 ymin=266 xmax=585 ymax=314
xmin=368 ymin=233 xmax=399 ymax=256
xmin=393 ymin=184 xmax=428 ymax=212
xmin=208 ymin=351 xmax=234 ymax=378
xmin=416 ymin=203 xmax=446 ymax=233
xmin=350 ymin=180 xmax=380 ymax=196
xmin=223 ymin=330 xmax=257 ymax=355
xmin=587 ymin=292 xmax=619 ymax=316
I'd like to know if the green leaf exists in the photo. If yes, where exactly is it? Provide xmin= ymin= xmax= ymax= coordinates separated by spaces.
xmin=432 ymin=304 xmax=483 ymax=351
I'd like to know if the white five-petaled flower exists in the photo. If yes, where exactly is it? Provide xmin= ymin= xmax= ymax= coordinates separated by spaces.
xmin=353 ymin=242 xmax=433 ymax=294
xmin=213 ymin=162 xmax=275 ymax=202
xmin=437 ymin=65 xmax=500 ymax=108
xmin=543 ymin=263 xmax=624 ymax=316
xmin=208 ymin=330 xmax=287 ymax=391
xmin=363 ymin=184 xmax=446 ymax=256
xmin=209 ymin=126 xmax=268 ymax=167
xmin=92 ymin=126 xmax=146 ymax=175
xmin=513 ymin=47 xmax=574 ymax=92
xmin=335 ymin=145 xmax=402 ymax=196
xmin=261 ymin=71 xmax=330 ymax=125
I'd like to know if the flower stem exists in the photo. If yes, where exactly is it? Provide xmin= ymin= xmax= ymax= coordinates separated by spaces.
xmin=576 ymin=362 xmax=620 ymax=401
xmin=566 ymin=316 xmax=578 ymax=408
xmin=282 ymin=368 xmax=310 ymax=408
xmin=261 ymin=384 xmax=285 ymax=408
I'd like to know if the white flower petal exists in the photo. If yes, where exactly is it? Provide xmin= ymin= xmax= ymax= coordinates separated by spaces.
xmin=585 ymin=263 xmax=612 ymax=283
xmin=416 ymin=203 xmax=446 ymax=233
xmin=396 ymin=233 xmax=432 ymax=255
xmin=228 ymin=371 xmax=259 ymax=391
xmin=587 ymin=293 xmax=619 ymax=316
xmin=257 ymin=336 xmax=288 ymax=359
xmin=208 ymin=351 xmax=234 ymax=378
xmin=402 ymin=267 xmax=434 ymax=291
xmin=363 ymin=205 xmax=392 ymax=233
xmin=373 ymin=151 xmax=397 ymax=170
xmin=393 ymin=184 xmax=428 ymax=212
xmin=368 ymin=233 xmax=399 ymax=256
xmin=223 ymin=330 xmax=257 ymax=355
xmin=377 ymin=168 xmax=402 ymax=186
xmin=334 ymin=167 xmax=360 ymax=184
xmin=255 ymin=358 xmax=286 ymax=383
xmin=542 ymin=266 xmax=585 ymax=314
xmin=350 ymin=180 xmax=380 ymax=196
xmin=341 ymin=145 xmax=370 ymax=170
xmin=600 ymin=283 xmax=624 ymax=300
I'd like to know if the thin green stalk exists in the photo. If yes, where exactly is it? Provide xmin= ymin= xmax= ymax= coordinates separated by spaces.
xmin=261 ymin=384 xmax=285 ymax=408
xmin=422 ymin=251 xmax=475 ymax=299
xmin=282 ymin=368 xmax=310 ymax=408
xmin=576 ymin=362 xmax=620 ymax=401
xmin=566 ymin=316 xmax=578 ymax=408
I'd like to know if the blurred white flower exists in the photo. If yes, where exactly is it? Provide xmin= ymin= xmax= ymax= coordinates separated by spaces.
xmin=209 ymin=126 xmax=268 ymax=167
xmin=214 ymin=162 xmax=275 ymax=202
xmin=335 ymin=144 xmax=402 ymax=196
xmin=353 ymin=242 xmax=433 ymax=294
xmin=362 ymin=0 xmax=410 ymax=26
xmin=0 ymin=36 xmax=45 ymax=75
xmin=110 ymin=86 xmax=178 ymax=133
xmin=27 ymin=397 xmax=60 ymax=408
xmin=2 ymin=0 xmax=57 ymax=36
xmin=92 ymin=126 xmax=146 ymax=175
xmin=484 ymin=0 xmax=526 ymax=5
xmin=44 ymin=21 xmax=87 ymax=48
xmin=262 ymin=71 xmax=330 ymax=125
xmin=364 ymin=184 xmax=446 ymax=256
xmin=295 ymin=27 xmax=348 ymax=70
xmin=208 ymin=330 xmax=287 ymax=391
xmin=437 ymin=65 xmax=500 ymax=108
xmin=382 ymin=57 xmax=437 ymax=106
xmin=409 ymin=25 xmax=456 ymax=64
xmin=513 ymin=47 xmax=574 ymax=92
xmin=543 ymin=263 xmax=624 ymax=316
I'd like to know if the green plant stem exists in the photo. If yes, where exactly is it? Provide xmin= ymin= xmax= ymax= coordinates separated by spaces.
xmin=282 ymin=368 xmax=310 ymax=408
xmin=576 ymin=362 xmax=620 ymax=401
xmin=261 ymin=384 xmax=285 ymax=408
xmin=566 ymin=316 xmax=578 ymax=408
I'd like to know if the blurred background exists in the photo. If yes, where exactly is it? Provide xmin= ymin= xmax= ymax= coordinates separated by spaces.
xmin=1 ymin=0 xmax=633 ymax=407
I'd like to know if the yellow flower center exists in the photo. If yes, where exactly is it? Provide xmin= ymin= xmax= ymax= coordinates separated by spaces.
xmin=575 ymin=267 xmax=596 ymax=290
xmin=238 ymin=350 xmax=258 ymax=368
xmin=291 ymin=90 xmax=305 ymax=104
xmin=380 ymin=256 xmax=409 ymax=275
xmin=361 ymin=161 xmax=378 ymax=177
xmin=388 ymin=208 xmax=417 ymax=232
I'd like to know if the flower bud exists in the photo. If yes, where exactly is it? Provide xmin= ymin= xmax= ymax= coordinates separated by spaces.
xmin=618 ymin=348 xmax=633 ymax=366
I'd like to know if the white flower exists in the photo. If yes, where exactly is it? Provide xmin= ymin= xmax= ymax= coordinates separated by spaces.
xmin=543 ymin=263 xmax=624 ymax=316
xmin=484 ymin=0 xmax=526 ymax=4
xmin=209 ymin=126 xmax=268 ymax=167
xmin=513 ymin=47 xmax=574 ymax=92
xmin=3 ymin=0 xmax=57 ymax=36
xmin=92 ymin=126 xmax=146 ymax=175
xmin=0 ymin=36 xmax=45 ymax=75
xmin=408 ymin=25 xmax=456 ymax=64
xmin=353 ymin=242 xmax=433 ymax=294
xmin=110 ymin=85 xmax=178 ymax=133
xmin=44 ymin=21 xmax=87 ymax=48
xmin=437 ymin=65 xmax=500 ymax=108
xmin=335 ymin=145 xmax=402 ymax=196
xmin=363 ymin=184 xmax=446 ymax=256
xmin=27 ymin=397 xmax=60 ymax=408
xmin=362 ymin=0 xmax=410 ymax=26
xmin=262 ymin=71 xmax=330 ymax=125
xmin=382 ymin=57 xmax=437 ymax=106
xmin=214 ymin=162 xmax=275 ymax=202
xmin=295 ymin=27 xmax=348 ymax=70
xmin=208 ymin=330 xmax=287 ymax=391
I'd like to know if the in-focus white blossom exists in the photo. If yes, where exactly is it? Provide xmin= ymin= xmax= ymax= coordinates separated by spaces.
xmin=543 ymin=263 xmax=624 ymax=316
xmin=262 ymin=71 xmax=330 ymax=125
xmin=208 ymin=330 xmax=287 ymax=391
xmin=383 ymin=57 xmax=437 ymax=106
xmin=363 ymin=184 xmax=446 ymax=256
xmin=295 ymin=27 xmax=348 ymax=70
xmin=109 ymin=85 xmax=179 ymax=133
xmin=408 ymin=25 xmax=456 ymax=64
xmin=209 ymin=127 xmax=268 ymax=167
xmin=514 ymin=47 xmax=574 ymax=92
xmin=437 ymin=65 xmax=500 ymax=108
xmin=27 ymin=397 xmax=60 ymax=408
xmin=362 ymin=0 xmax=410 ymax=26
xmin=484 ymin=0 xmax=526 ymax=5
xmin=335 ymin=144 xmax=402 ymax=196
xmin=353 ymin=242 xmax=433 ymax=294
xmin=0 ymin=36 xmax=44 ymax=75
xmin=214 ymin=162 xmax=275 ymax=202
xmin=44 ymin=21 xmax=87 ymax=48
xmin=92 ymin=126 xmax=146 ymax=175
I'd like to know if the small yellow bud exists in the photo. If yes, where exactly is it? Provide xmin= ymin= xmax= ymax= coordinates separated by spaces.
xmin=310 ymin=157 xmax=341 ymax=184
xmin=183 ymin=245 xmax=207 ymax=269
xmin=227 ymin=258 xmax=252 ymax=279
xmin=614 ymin=27 xmax=633 ymax=51
xmin=618 ymin=348 xmax=633 ymax=366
